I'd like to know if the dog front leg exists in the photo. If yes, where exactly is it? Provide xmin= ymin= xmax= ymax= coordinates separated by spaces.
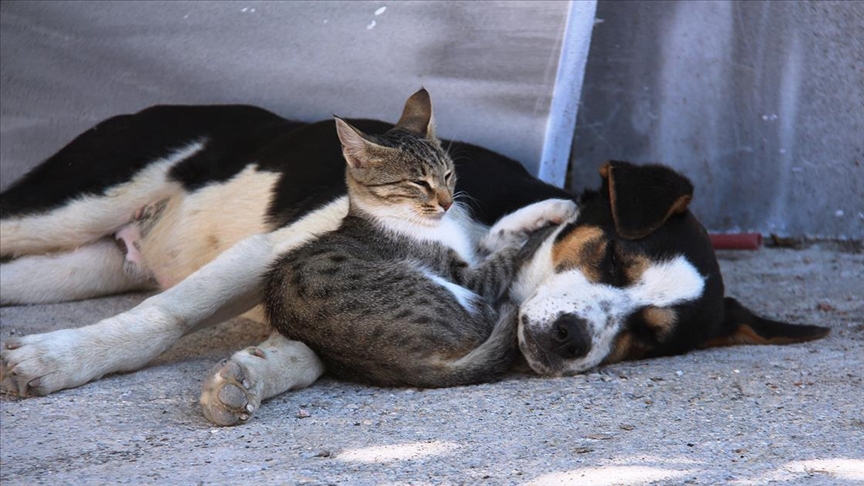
xmin=0 ymin=232 xmax=276 ymax=396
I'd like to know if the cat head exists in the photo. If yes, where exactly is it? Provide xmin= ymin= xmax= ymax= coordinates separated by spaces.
xmin=335 ymin=89 xmax=456 ymax=227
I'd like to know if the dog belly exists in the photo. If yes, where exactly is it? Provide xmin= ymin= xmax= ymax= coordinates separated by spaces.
xmin=135 ymin=166 xmax=280 ymax=289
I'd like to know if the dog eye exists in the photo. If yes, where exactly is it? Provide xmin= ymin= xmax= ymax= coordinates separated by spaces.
xmin=607 ymin=242 xmax=629 ymax=287
xmin=608 ymin=244 xmax=618 ymax=267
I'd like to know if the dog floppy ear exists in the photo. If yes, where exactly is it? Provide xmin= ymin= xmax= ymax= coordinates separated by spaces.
xmin=600 ymin=160 xmax=694 ymax=240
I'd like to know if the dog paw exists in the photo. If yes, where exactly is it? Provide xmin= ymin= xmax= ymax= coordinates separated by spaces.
xmin=200 ymin=349 xmax=265 ymax=426
xmin=482 ymin=199 xmax=578 ymax=253
xmin=0 ymin=330 xmax=90 ymax=397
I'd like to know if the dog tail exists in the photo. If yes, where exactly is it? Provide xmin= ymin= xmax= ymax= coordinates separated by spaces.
xmin=700 ymin=297 xmax=830 ymax=348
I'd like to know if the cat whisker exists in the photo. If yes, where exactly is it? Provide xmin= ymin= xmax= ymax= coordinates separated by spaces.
xmin=453 ymin=191 xmax=476 ymax=205
xmin=446 ymin=143 xmax=467 ymax=162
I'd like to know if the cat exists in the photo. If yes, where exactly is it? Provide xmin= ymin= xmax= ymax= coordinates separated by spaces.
xmin=264 ymin=89 xmax=574 ymax=387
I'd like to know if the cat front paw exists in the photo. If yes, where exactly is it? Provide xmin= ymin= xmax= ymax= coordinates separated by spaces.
xmin=481 ymin=199 xmax=578 ymax=253
xmin=200 ymin=348 xmax=266 ymax=426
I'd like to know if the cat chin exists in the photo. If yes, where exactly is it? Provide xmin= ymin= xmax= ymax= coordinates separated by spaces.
xmin=415 ymin=218 xmax=443 ymax=229
xmin=416 ymin=211 xmax=446 ymax=226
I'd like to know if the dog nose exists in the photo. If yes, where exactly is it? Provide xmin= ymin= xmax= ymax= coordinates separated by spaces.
xmin=551 ymin=314 xmax=591 ymax=359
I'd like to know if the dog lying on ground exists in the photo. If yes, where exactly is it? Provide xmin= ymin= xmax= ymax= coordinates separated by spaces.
xmin=0 ymin=90 xmax=829 ymax=425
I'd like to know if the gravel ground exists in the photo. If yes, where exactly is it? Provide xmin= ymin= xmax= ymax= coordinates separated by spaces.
xmin=1 ymin=245 xmax=862 ymax=485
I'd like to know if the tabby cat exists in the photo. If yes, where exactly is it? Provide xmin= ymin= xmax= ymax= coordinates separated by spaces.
xmin=264 ymin=89 xmax=559 ymax=387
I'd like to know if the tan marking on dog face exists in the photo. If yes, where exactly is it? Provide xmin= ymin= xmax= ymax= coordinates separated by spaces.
xmin=551 ymin=226 xmax=606 ymax=282
xmin=622 ymin=253 xmax=650 ymax=284
xmin=602 ymin=332 xmax=632 ymax=364
xmin=603 ymin=331 xmax=653 ymax=364
xmin=642 ymin=306 xmax=677 ymax=337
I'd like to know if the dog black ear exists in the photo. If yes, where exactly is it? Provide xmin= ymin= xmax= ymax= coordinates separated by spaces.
xmin=600 ymin=161 xmax=694 ymax=240
xmin=699 ymin=297 xmax=830 ymax=348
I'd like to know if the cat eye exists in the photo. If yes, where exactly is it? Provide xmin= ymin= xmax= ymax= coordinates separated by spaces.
xmin=444 ymin=171 xmax=454 ymax=182
xmin=410 ymin=179 xmax=432 ymax=190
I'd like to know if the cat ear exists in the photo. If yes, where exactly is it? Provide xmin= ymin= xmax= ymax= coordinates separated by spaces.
xmin=395 ymin=88 xmax=436 ymax=139
xmin=334 ymin=116 xmax=379 ymax=169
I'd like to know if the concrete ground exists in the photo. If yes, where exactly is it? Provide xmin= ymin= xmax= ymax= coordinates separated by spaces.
xmin=1 ymin=244 xmax=862 ymax=485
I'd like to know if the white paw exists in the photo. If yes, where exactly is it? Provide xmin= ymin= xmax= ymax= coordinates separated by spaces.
xmin=481 ymin=199 xmax=578 ymax=253
xmin=200 ymin=347 xmax=265 ymax=426
xmin=199 ymin=335 xmax=325 ymax=425
xmin=1 ymin=329 xmax=94 ymax=396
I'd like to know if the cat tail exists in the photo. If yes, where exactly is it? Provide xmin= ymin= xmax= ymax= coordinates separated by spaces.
xmin=427 ymin=301 xmax=520 ymax=387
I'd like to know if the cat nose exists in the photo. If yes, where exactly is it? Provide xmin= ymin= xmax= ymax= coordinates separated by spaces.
xmin=437 ymin=192 xmax=453 ymax=211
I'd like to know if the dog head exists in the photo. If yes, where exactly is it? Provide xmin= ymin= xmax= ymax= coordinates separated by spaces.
xmin=514 ymin=161 xmax=829 ymax=375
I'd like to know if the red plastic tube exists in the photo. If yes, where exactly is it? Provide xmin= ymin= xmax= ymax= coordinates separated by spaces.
xmin=710 ymin=233 xmax=763 ymax=250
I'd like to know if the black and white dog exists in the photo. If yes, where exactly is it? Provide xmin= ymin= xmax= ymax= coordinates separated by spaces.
xmin=0 ymin=95 xmax=828 ymax=425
